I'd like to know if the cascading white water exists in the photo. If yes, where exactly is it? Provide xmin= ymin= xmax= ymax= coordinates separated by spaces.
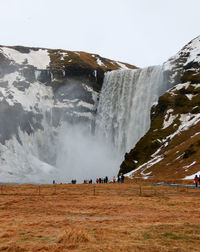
xmin=95 ymin=65 xmax=169 ymax=154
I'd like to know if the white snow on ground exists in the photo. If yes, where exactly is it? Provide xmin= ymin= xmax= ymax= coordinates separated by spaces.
xmin=184 ymin=170 xmax=200 ymax=180
xmin=162 ymin=109 xmax=177 ymax=129
xmin=141 ymin=170 xmax=152 ymax=178
xmin=60 ymin=52 xmax=68 ymax=60
xmin=0 ymin=47 xmax=50 ymax=69
xmin=117 ymin=62 xmax=129 ymax=69
xmin=169 ymin=82 xmax=190 ymax=93
xmin=96 ymin=58 xmax=105 ymax=66
xmin=126 ymin=108 xmax=200 ymax=179
xmin=2 ymin=71 xmax=24 ymax=85
xmin=163 ymin=36 xmax=200 ymax=72
xmin=163 ymin=50 xmax=181 ymax=72
xmin=125 ymin=155 xmax=163 ymax=178
xmin=191 ymin=132 xmax=200 ymax=138
xmin=183 ymin=161 xmax=196 ymax=170
xmin=192 ymin=83 xmax=200 ymax=89
xmin=161 ymin=112 xmax=200 ymax=144
xmin=184 ymin=36 xmax=200 ymax=65
xmin=175 ymin=154 xmax=183 ymax=160
xmin=186 ymin=94 xmax=196 ymax=100
xmin=151 ymin=145 xmax=162 ymax=158
xmin=0 ymin=72 xmax=54 ymax=112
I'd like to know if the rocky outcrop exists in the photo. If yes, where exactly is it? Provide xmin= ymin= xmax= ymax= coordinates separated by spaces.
xmin=120 ymin=36 xmax=200 ymax=180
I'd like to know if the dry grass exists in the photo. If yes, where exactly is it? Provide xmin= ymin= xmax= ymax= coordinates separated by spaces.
xmin=0 ymin=182 xmax=200 ymax=251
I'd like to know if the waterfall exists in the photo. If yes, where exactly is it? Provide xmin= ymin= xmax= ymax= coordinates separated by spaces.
xmin=95 ymin=65 xmax=169 ymax=154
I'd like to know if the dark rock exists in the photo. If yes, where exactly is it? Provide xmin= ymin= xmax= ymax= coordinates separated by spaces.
xmin=13 ymin=81 xmax=30 ymax=91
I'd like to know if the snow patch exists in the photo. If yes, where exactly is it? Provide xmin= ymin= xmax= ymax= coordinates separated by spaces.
xmin=125 ymin=155 xmax=163 ymax=178
xmin=184 ymin=37 xmax=200 ymax=65
xmin=186 ymin=94 xmax=196 ymax=100
xmin=162 ymin=109 xmax=177 ymax=129
xmin=60 ymin=52 xmax=68 ymax=60
xmin=191 ymin=132 xmax=200 ymax=138
xmin=175 ymin=154 xmax=183 ymax=160
xmin=0 ymin=72 xmax=54 ymax=112
xmin=162 ymin=112 xmax=200 ymax=143
xmin=183 ymin=161 xmax=196 ymax=170
xmin=1 ymin=47 xmax=50 ymax=69
xmin=170 ymin=82 xmax=190 ymax=93
xmin=96 ymin=58 xmax=105 ymax=66
xmin=164 ymin=36 xmax=200 ymax=72
xmin=117 ymin=62 xmax=129 ymax=70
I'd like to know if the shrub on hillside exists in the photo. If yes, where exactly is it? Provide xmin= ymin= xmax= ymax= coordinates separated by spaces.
xmin=183 ymin=147 xmax=196 ymax=159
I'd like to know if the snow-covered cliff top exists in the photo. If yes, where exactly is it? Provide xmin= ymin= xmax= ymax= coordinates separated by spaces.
xmin=164 ymin=35 xmax=200 ymax=72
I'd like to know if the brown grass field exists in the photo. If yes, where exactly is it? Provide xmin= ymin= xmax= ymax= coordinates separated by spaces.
xmin=0 ymin=181 xmax=200 ymax=252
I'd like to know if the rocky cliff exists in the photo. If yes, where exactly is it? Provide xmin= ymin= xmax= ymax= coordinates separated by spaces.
xmin=120 ymin=36 xmax=200 ymax=180
xmin=0 ymin=45 xmax=136 ymax=183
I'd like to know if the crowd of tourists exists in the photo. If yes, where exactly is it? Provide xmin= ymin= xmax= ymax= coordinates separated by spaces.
xmin=53 ymin=174 xmax=125 ymax=185
xmin=91 ymin=174 xmax=125 ymax=184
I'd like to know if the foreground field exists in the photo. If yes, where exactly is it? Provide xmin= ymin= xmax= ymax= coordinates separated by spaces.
xmin=0 ymin=182 xmax=200 ymax=251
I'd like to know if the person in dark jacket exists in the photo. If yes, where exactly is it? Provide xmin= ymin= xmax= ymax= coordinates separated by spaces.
xmin=105 ymin=176 xmax=108 ymax=183
xmin=117 ymin=176 xmax=121 ymax=183
xmin=121 ymin=174 xmax=124 ymax=183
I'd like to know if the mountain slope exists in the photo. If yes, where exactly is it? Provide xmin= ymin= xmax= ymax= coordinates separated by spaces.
xmin=120 ymin=36 xmax=200 ymax=180
xmin=0 ymin=45 xmax=136 ymax=183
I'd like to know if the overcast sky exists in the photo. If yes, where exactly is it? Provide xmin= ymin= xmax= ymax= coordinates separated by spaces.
xmin=1 ymin=0 xmax=199 ymax=67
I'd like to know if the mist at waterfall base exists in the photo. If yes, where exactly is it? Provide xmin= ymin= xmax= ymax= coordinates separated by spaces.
xmin=55 ymin=123 xmax=121 ymax=183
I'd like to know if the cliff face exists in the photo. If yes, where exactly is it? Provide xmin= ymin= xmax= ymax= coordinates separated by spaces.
xmin=0 ymin=45 xmax=136 ymax=183
xmin=120 ymin=36 xmax=200 ymax=180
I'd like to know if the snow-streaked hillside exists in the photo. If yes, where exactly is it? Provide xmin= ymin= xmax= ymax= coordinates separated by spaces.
xmin=120 ymin=35 xmax=200 ymax=180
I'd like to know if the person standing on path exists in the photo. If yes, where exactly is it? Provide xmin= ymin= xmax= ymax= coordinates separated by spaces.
xmin=194 ymin=175 xmax=198 ymax=188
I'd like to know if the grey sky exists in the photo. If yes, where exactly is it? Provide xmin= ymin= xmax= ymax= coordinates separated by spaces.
xmin=1 ymin=0 xmax=199 ymax=67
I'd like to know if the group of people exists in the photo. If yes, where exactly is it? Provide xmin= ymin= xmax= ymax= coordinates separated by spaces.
xmin=96 ymin=176 xmax=108 ymax=184
xmin=113 ymin=174 xmax=125 ymax=183
xmin=53 ymin=174 xmax=126 ymax=185
xmin=83 ymin=179 xmax=93 ymax=184
xmin=83 ymin=175 xmax=125 ymax=184
xmin=194 ymin=175 xmax=200 ymax=187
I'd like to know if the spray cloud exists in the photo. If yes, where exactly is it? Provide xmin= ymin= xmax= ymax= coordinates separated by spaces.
xmin=55 ymin=122 xmax=121 ymax=183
